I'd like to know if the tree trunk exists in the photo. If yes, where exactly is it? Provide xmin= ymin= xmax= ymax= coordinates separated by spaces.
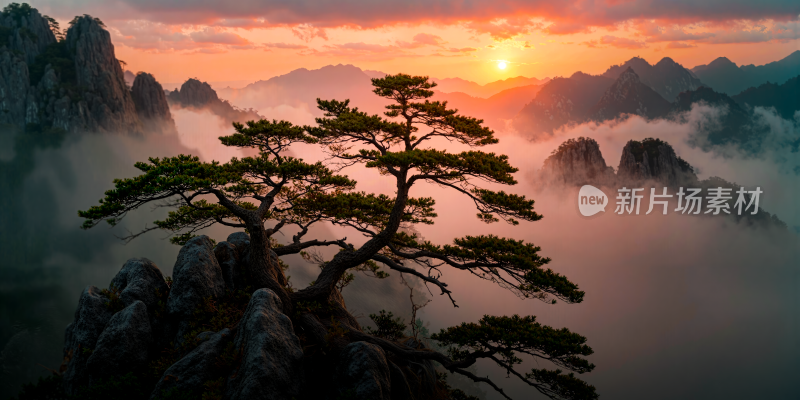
xmin=246 ymin=222 xmax=293 ymax=314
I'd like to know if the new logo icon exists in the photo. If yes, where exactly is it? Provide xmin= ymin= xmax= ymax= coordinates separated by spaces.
xmin=579 ymin=185 xmax=608 ymax=216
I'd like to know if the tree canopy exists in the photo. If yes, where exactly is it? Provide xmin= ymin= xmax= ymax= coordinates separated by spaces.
xmin=79 ymin=73 xmax=596 ymax=400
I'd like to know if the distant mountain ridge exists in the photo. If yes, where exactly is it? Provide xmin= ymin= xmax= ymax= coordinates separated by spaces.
xmin=732 ymin=76 xmax=800 ymax=119
xmin=691 ymin=51 xmax=800 ymax=95
xmin=602 ymin=56 xmax=704 ymax=101
xmin=432 ymin=75 xmax=550 ymax=98
xmin=588 ymin=67 xmax=672 ymax=122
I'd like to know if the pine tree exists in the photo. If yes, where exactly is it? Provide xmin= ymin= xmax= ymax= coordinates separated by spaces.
xmin=79 ymin=73 xmax=597 ymax=400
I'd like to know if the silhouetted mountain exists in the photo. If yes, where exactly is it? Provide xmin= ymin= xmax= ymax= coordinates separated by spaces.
xmin=588 ymin=67 xmax=672 ymax=122
xmin=669 ymin=86 xmax=762 ymax=147
xmin=431 ymin=84 xmax=544 ymax=131
xmin=691 ymin=51 xmax=800 ymax=95
xmin=168 ymin=78 xmax=263 ymax=124
xmin=602 ymin=57 xmax=704 ymax=101
xmin=617 ymin=138 xmax=696 ymax=186
xmin=433 ymin=76 xmax=549 ymax=98
xmin=732 ymin=75 xmax=800 ymax=119
xmin=539 ymin=137 xmax=615 ymax=185
xmin=217 ymin=64 xmax=388 ymax=117
xmin=512 ymin=72 xmax=613 ymax=138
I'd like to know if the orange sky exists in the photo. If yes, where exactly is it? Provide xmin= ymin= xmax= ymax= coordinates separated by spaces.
xmin=35 ymin=1 xmax=800 ymax=85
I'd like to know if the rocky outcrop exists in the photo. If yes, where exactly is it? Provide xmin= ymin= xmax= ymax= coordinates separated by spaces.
xmin=224 ymin=288 xmax=305 ymax=400
xmin=169 ymin=78 xmax=218 ymax=107
xmin=132 ymin=72 xmax=176 ymax=133
xmin=334 ymin=341 xmax=392 ymax=400
xmin=85 ymin=300 xmax=152 ymax=384
xmin=167 ymin=78 xmax=263 ymax=124
xmin=64 ymin=16 xmax=142 ymax=133
xmin=617 ymin=139 xmax=697 ymax=185
xmin=110 ymin=258 xmax=169 ymax=314
xmin=0 ymin=5 xmax=172 ymax=133
xmin=0 ymin=6 xmax=57 ymax=64
xmin=166 ymin=235 xmax=226 ymax=344
xmin=540 ymin=137 xmax=615 ymax=185
xmin=149 ymin=328 xmax=233 ymax=399
xmin=61 ymin=286 xmax=114 ymax=394
xmin=588 ymin=67 xmax=672 ymax=122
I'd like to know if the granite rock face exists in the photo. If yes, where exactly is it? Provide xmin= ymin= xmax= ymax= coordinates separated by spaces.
xmin=334 ymin=341 xmax=392 ymax=400
xmin=166 ymin=235 xmax=227 ymax=344
xmin=0 ymin=6 xmax=172 ymax=133
xmin=617 ymin=139 xmax=697 ymax=185
xmin=132 ymin=72 xmax=176 ymax=133
xmin=61 ymin=286 xmax=114 ymax=394
xmin=149 ymin=329 xmax=233 ymax=399
xmin=86 ymin=300 xmax=153 ymax=384
xmin=224 ymin=288 xmax=305 ymax=400
xmin=0 ymin=7 xmax=57 ymax=64
xmin=0 ymin=49 xmax=32 ymax=126
xmin=64 ymin=16 xmax=142 ymax=133
xmin=110 ymin=258 xmax=169 ymax=314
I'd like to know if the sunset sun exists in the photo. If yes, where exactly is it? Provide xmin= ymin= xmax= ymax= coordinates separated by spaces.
xmin=497 ymin=61 xmax=507 ymax=69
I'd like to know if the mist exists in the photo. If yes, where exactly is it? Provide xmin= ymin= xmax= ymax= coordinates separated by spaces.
xmin=1 ymin=97 xmax=798 ymax=400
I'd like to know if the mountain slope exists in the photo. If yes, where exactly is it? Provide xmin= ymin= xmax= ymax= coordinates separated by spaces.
xmin=431 ymin=84 xmax=543 ymax=131
xmin=691 ymin=51 xmax=800 ymax=95
xmin=669 ymin=86 xmax=762 ymax=146
xmin=588 ymin=67 xmax=672 ymax=122
xmin=731 ymin=75 xmax=800 ymax=119
xmin=602 ymin=57 xmax=704 ymax=101
xmin=512 ymin=72 xmax=614 ymax=138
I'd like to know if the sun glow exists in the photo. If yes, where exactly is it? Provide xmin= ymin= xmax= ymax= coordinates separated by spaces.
xmin=497 ymin=61 xmax=507 ymax=69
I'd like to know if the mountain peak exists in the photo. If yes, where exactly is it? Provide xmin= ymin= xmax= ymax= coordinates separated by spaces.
xmin=656 ymin=57 xmax=677 ymax=66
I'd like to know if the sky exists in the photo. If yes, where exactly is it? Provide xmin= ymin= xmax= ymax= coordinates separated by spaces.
xmin=25 ymin=0 xmax=800 ymax=85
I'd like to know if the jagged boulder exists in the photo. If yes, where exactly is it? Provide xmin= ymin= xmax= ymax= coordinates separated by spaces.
xmin=110 ymin=258 xmax=169 ymax=313
xmin=224 ymin=288 xmax=305 ymax=400
xmin=61 ymin=286 xmax=114 ymax=394
xmin=149 ymin=328 xmax=233 ymax=399
xmin=86 ymin=300 xmax=152 ymax=383
xmin=132 ymin=72 xmax=176 ymax=133
xmin=334 ymin=341 xmax=392 ymax=400
xmin=540 ymin=137 xmax=614 ymax=185
xmin=166 ymin=235 xmax=226 ymax=344
xmin=65 ymin=15 xmax=142 ymax=133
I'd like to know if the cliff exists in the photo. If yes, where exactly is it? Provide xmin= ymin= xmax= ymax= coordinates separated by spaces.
xmin=132 ymin=72 xmax=176 ymax=134
xmin=0 ymin=4 xmax=173 ymax=134
xmin=617 ymin=138 xmax=697 ymax=186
